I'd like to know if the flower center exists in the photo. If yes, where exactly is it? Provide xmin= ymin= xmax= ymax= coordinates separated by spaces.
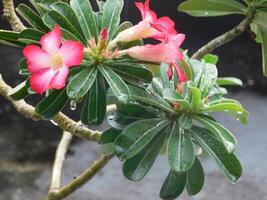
xmin=51 ymin=53 xmax=63 ymax=70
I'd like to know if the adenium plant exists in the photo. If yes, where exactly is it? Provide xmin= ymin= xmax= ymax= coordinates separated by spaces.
xmin=0 ymin=0 xmax=266 ymax=199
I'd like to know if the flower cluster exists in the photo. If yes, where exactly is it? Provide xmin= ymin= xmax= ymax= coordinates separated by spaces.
xmin=23 ymin=0 xmax=185 ymax=94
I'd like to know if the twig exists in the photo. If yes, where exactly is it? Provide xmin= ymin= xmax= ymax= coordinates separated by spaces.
xmin=2 ymin=0 xmax=25 ymax=31
xmin=51 ymin=155 xmax=113 ymax=200
xmin=191 ymin=10 xmax=256 ymax=60
xmin=0 ymin=75 xmax=103 ymax=141
xmin=45 ymin=131 xmax=73 ymax=200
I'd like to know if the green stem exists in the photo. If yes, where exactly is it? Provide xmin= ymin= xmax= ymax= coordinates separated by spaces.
xmin=191 ymin=10 xmax=256 ymax=60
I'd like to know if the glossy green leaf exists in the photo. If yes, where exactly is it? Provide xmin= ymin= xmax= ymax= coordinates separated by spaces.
xmin=35 ymin=89 xmax=68 ymax=118
xmin=160 ymin=170 xmax=186 ymax=200
xmin=194 ymin=115 xmax=237 ymax=153
xmin=16 ymin=4 xmax=49 ymax=31
xmin=178 ymin=114 xmax=193 ymax=130
xmin=19 ymin=28 xmax=44 ymax=44
xmin=123 ymin=129 xmax=167 ymax=181
xmin=258 ymin=25 xmax=267 ymax=76
xmin=51 ymin=2 xmax=85 ymax=39
xmin=109 ymin=62 xmax=153 ymax=83
xmin=203 ymin=54 xmax=219 ymax=64
xmin=186 ymin=157 xmax=205 ymax=196
xmin=100 ymin=128 xmax=121 ymax=144
xmin=43 ymin=10 xmax=86 ymax=44
xmin=114 ymin=119 xmax=169 ymax=161
xmin=70 ymin=0 xmax=98 ymax=39
xmin=101 ymin=0 xmax=124 ymax=39
xmin=67 ymin=67 xmax=98 ymax=100
xmin=0 ymin=30 xmax=25 ymax=47
xmin=216 ymin=77 xmax=243 ymax=86
xmin=129 ymin=86 xmax=174 ymax=114
xmin=178 ymin=0 xmax=247 ymax=17
xmin=168 ymin=122 xmax=195 ymax=172
xmin=9 ymin=80 xmax=30 ymax=100
xmin=188 ymin=85 xmax=202 ymax=111
xmin=99 ymin=66 xmax=130 ymax=104
xmin=191 ymin=126 xmax=242 ymax=183
xmin=81 ymin=73 xmax=106 ymax=125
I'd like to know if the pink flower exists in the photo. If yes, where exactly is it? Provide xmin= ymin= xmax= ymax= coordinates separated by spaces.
xmin=23 ymin=25 xmax=84 ymax=94
xmin=110 ymin=0 xmax=177 ymax=46
xmin=119 ymin=34 xmax=187 ymax=81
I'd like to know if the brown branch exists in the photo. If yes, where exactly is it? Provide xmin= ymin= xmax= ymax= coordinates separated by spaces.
xmin=45 ymin=131 xmax=73 ymax=200
xmin=0 ymin=75 xmax=101 ymax=141
xmin=191 ymin=10 xmax=256 ymax=60
xmin=49 ymin=155 xmax=113 ymax=200
xmin=2 ymin=0 xmax=25 ymax=31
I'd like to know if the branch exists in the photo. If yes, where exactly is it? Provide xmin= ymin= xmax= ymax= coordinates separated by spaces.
xmin=2 ymin=0 xmax=25 ymax=31
xmin=45 ymin=131 xmax=73 ymax=200
xmin=0 ymin=75 xmax=102 ymax=141
xmin=191 ymin=10 xmax=256 ymax=60
xmin=49 ymin=155 xmax=113 ymax=200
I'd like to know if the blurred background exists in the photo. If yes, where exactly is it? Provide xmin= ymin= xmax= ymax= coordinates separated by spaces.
xmin=0 ymin=0 xmax=267 ymax=199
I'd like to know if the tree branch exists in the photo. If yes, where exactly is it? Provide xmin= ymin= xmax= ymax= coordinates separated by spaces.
xmin=0 ymin=75 xmax=102 ymax=141
xmin=49 ymin=155 xmax=113 ymax=200
xmin=2 ymin=0 xmax=25 ymax=31
xmin=191 ymin=10 xmax=256 ymax=60
xmin=45 ymin=131 xmax=73 ymax=200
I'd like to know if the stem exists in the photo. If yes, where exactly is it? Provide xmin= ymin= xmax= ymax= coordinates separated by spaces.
xmin=0 ymin=75 xmax=102 ymax=141
xmin=2 ymin=0 xmax=25 ymax=31
xmin=45 ymin=131 xmax=73 ymax=200
xmin=191 ymin=10 xmax=255 ymax=60
xmin=53 ymin=155 xmax=113 ymax=200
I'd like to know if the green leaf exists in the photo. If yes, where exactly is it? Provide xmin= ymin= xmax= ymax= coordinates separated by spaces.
xmin=43 ymin=10 xmax=86 ymax=44
xmin=35 ymin=89 xmax=68 ymax=118
xmin=108 ymin=62 xmax=153 ymax=83
xmin=19 ymin=28 xmax=44 ymax=44
xmin=191 ymin=126 xmax=242 ymax=183
xmin=186 ymin=157 xmax=205 ymax=196
xmin=70 ymin=0 xmax=98 ymax=40
xmin=188 ymin=85 xmax=202 ymax=111
xmin=167 ymin=122 xmax=195 ymax=172
xmin=194 ymin=115 xmax=237 ymax=153
xmin=178 ymin=114 xmax=193 ymax=130
xmin=114 ymin=119 xmax=169 ymax=161
xmin=178 ymin=0 xmax=247 ymax=17
xmin=122 ymin=129 xmax=167 ymax=181
xmin=129 ymin=86 xmax=175 ymax=114
xmin=162 ymin=89 xmax=191 ymax=111
xmin=258 ymin=25 xmax=267 ymax=76
xmin=9 ymin=80 xmax=30 ymax=100
xmin=101 ymin=0 xmax=124 ymax=39
xmin=160 ymin=170 xmax=186 ymax=200
xmin=0 ymin=30 xmax=25 ymax=47
xmin=81 ymin=73 xmax=106 ymax=125
xmin=67 ymin=67 xmax=98 ymax=100
xmin=19 ymin=58 xmax=29 ymax=75
xmin=203 ymin=54 xmax=219 ymax=64
xmin=100 ymin=128 xmax=121 ymax=144
xmin=99 ymin=66 xmax=130 ymax=104
xmin=160 ymin=63 xmax=172 ymax=89
xmin=51 ymin=2 xmax=85 ymax=40
xmin=16 ymin=4 xmax=49 ymax=31
xmin=216 ymin=77 xmax=243 ymax=86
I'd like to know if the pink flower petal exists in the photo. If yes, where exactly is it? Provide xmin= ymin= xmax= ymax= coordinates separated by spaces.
xmin=60 ymin=41 xmax=83 ymax=67
xmin=40 ymin=24 xmax=62 ymax=54
xmin=174 ymin=63 xmax=187 ymax=82
xmin=23 ymin=45 xmax=51 ymax=73
xmin=30 ymin=69 xmax=57 ymax=94
xmin=50 ymin=66 xmax=69 ymax=90
xmin=135 ymin=0 xmax=157 ymax=22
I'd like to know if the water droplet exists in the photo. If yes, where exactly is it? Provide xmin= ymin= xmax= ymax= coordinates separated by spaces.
xmin=70 ymin=100 xmax=77 ymax=111
xmin=237 ymin=111 xmax=243 ymax=115
xmin=107 ymin=115 xmax=115 ymax=121
xmin=204 ymin=12 xmax=209 ymax=15
xmin=118 ymin=94 xmax=128 ymax=104
xmin=50 ymin=120 xmax=58 ymax=126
